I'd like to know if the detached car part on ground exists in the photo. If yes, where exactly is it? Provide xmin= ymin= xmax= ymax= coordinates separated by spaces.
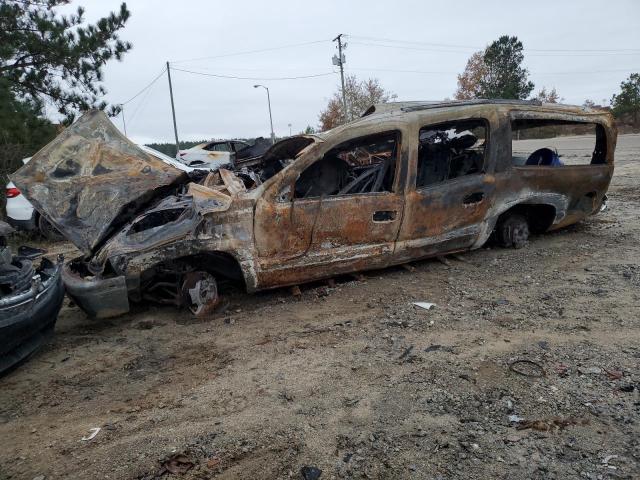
xmin=11 ymin=102 xmax=615 ymax=319
xmin=0 ymin=222 xmax=64 ymax=375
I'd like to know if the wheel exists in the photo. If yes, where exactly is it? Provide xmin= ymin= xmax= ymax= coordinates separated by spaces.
xmin=37 ymin=215 xmax=63 ymax=242
xmin=497 ymin=213 xmax=529 ymax=249
xmin=181 ymin=271 xmax=219 ymax=316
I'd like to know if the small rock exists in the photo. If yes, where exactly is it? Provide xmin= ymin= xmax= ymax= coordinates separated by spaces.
xmin=300 ymin=466 xmax=322 ymax=480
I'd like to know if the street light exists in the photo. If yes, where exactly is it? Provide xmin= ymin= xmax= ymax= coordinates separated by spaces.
xmin=254 ymin=84 xmax=275 ymax=144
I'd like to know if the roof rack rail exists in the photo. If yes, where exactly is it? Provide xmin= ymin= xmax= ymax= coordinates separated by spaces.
xmin=401 ymin=99 xmax=543 ymax=113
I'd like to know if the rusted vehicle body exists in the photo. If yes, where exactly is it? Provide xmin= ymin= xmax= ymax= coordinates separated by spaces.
xmin=11 ymin=100 xmax=615 ymax=318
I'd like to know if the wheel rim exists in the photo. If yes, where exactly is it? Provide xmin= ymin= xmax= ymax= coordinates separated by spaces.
xmin=511 ymin=224 xmax=529 ymax=248
xmin=181 ymin=271 xmax=219 ymax=316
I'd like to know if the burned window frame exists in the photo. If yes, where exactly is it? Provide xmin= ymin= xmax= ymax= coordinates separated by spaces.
xmin=509 ymin=114 xmax=608 ymax=168
xmin=289 ymin=130 xmax=402 ymax=200
xmin=414 ymin=118 xmax=490 ymax=190
xmin=204 ymin=142 xmax=231 ymax=152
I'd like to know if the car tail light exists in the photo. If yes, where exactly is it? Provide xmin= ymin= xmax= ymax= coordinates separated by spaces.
xmin=6 ymin=187 xmax=21 ymax=198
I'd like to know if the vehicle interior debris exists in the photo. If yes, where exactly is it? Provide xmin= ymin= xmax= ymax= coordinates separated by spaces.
xmin=511 ymin=120 xmax=607 ymax=166
xmin=417 ymin=120 xmax=486 ymax=186
xmin=294 ymin=131 xmax=398 ymax=198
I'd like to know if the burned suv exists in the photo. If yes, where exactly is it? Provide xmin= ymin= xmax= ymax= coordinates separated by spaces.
xmin=12 ymin=100 xmax=615 ymax=318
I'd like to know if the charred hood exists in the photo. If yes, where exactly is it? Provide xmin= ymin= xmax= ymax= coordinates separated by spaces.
xmin=11 ymin=110 xmax=188 ymax=255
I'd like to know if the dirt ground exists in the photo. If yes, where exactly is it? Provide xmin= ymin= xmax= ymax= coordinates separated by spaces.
xmin=1 ymin=135 xmax=639 ymax=480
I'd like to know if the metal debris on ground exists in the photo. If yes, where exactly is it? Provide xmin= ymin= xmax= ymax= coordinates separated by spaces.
xmin=508 ymin=359 xmax=546 ymax=378
xmin=159 ymin=453 xmax=195 ymax=475
xmin=412 ymin=302 xmax=436 ymax=310
xmin=398 ymin=345 xmax=414 ymax=360
xmin=605 ymin=369 xmax=623 ymax=380
xmin=80 ymin=427 xmax=101 ymax=441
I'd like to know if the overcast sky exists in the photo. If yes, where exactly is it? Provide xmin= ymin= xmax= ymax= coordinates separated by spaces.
xmin=64 ymin=0 xmax=640 ymax=144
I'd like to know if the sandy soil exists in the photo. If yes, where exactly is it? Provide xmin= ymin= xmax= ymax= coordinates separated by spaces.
xmin=1 ymin=135 xmax=639 ymax=480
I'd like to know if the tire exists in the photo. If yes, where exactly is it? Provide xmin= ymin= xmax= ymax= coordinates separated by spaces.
xmin=497 ymin=213 xmax=529 ymax=249
xmin=38 ymin=215 xmax=64 ymax=242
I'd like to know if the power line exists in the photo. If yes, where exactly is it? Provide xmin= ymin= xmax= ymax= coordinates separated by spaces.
xmin=127 ymin=70 xmax=162 ymax=128
xmin=348 ymin=66 xmax=638 ymax=76
xmin=346 ymin=34 xmax=640 ymax=54
xmin=533 ymin=68 xmax=639 ymax=75
xmin=347 ymin=35 xmax=477 ymax=50
xmin=170 ymin=67 xmax=336 ymax=81
xmin=349 ymin=40 xmax=640 ymax=57
xmin=119 ymin=67 xmax=167 ymax=105
xmin=170 ymin=39 xmax=330 ymax=64
xmin=349 ymin=67 xmax=458 ymax=75
xmin=349 ymin=41 xmax=473 ymax=55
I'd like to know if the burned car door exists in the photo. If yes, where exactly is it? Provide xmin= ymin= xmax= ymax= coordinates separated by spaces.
xmin=254 ymin=130 xmax=405 ymax=287
xmin=396 ymin=118 xmax=495 ymax=261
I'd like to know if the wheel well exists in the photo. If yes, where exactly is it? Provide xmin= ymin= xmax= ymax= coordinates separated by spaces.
xmin=498 ymin=204 xmax=556 ymax=234
xmin=175 ymin=251 xmax=245 ymax=285
xmin=134 ymin=251 xmax=246 ymax=306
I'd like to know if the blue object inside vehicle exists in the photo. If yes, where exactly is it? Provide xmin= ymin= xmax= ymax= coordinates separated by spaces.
xmin=526 ymin=147 xmax=563 ymax=166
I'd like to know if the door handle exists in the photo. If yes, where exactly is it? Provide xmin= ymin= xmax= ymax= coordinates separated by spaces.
xmin=373 ymin=210 xmax=397 ymax=222
xmin=463 ymin=192 xmax=484 ymax=205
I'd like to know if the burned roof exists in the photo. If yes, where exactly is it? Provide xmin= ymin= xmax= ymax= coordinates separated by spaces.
xmin=361 ymin=99 xmax=608 ymax=117
xmin=312 ymin=100 xmax=613 ymax=140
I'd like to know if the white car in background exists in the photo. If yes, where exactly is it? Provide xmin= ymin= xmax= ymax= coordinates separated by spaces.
xmin=177 ymin=140 xmax=251 ymax=169
xmin=5 ymin=146 xmax=193 ymax=240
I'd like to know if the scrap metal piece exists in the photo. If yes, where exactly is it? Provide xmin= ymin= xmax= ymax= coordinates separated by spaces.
xmin=509 ymin=359 xmax=546 ymax=377
xmin=186 ymin=183 xmax=232 ymax=214
xmin=219 ymin=168 xmax=246 ymax=196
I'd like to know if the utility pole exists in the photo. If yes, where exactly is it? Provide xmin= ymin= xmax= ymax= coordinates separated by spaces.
xmin=166 ymin=61 xmax=180 ymax=155
xmin=120 ymin=104 xmax=127 ymax=137
xmin=332 ymin=33 xmax=348 ymax=121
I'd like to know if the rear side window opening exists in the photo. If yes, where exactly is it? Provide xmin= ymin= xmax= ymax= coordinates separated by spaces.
xmin=511 ymin=119 xmax=607 ymax=167
xmin=417 ymin=119 xmax=488 ymax=188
